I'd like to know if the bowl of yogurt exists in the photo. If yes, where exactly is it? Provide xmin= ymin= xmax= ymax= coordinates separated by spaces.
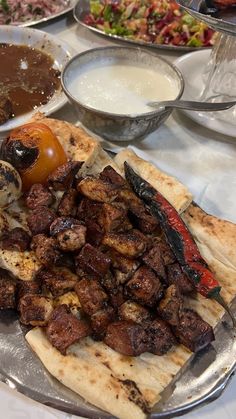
xmin=62 ymin=46 xmax=184 ymax=142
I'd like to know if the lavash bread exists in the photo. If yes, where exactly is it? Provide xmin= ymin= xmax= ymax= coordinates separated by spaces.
xmin=30 ymin=113 xmax=119 ymax=175
xmin=114 ymin=149 xmax=193 ymax=213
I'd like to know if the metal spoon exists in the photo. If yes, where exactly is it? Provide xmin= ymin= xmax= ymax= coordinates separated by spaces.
xmin=147 ymin=99 xmax=236 ymax=112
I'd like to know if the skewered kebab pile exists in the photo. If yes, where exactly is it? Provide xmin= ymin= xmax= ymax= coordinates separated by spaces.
xmin=0 ymin=160 xmax=217 ymax=357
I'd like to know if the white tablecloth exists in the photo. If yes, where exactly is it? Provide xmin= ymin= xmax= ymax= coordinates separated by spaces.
xmin=1 ymin=12 xmax=236 ymax=419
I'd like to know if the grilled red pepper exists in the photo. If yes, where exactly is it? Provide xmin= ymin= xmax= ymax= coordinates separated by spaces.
xmin=124 ymin=163 xmax=221 ymax=298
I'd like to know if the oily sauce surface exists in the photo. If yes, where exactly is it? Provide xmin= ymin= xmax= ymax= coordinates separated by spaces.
xmin=0 ymin=43 xmax=61 ymax=117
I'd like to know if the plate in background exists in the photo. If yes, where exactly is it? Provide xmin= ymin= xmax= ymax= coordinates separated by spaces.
xmin=174 ymin=49 xmax=236 ymax=137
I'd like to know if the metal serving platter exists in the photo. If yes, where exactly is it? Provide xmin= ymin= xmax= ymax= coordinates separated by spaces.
xmin=177 ymin=0 xmax=236 ymax=35
xmin=0 ymin=298 xmax=235 ymax=418
xmin=73 ymin=0 xmax=213 ymax=52
xmin=3 ymin=0 xmax=77 ymax=28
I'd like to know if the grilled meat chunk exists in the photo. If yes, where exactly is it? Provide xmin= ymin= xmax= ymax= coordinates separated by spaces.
xmin=119 ymin=301 xmax=152 ymax=324
xmin=46 ymin=305 xmax=91 ymax=354
xmin=0 ymin=276 xmax=16 ymax=309
xmin=142 ymin=244 xmax=166 ymax=280
xmin=58 ymin=189 xmax=78 ymax=217
xmin=17 ymin=280 xmax=41 ymax=300
xmin=26 ymin=183 xmax=53 ymax=209
xmin=31 ymin=234 xmax=61 ymax=266
xmin=27 ymin=206 xmax=56 ymax=235
xmin=128 ymin=203 xmax=159 ymax=234
xmin=98 ymin=203 xmax=129 ymax=233
xmin=56 ymin=225 xmax=86 ymax=252
xmin=76 ymin=244 xmax=111 ymax=279
xmin=107 ymin=249 xmax=140 ymax=284
xmin=102 ymin=230 xmax=147 ymax=258
xmin=78 ymin=177 xmax=118 ymax=203
xmin=36 ymin=267 xmax=78 ymax=296
xmin=146 ymin=318 xmax=176 ymax=355
xmin=0 ymin=227 xmax=31 ymax=251
xmin=104 ymin=321 xmax=149 ymax=356
xmin=77 ymin=198 xmax=102 ymax=222
xmin=99 ymin=166 xmax=126 ymax=187
xmin=91 ymin=306 xmax=115 ymax=339
xmin=18 ymin=295 xmax=53 ymax=326
xmin=158 ymin=237 xmax=175 ymax=265
xmin=85 ymin=220 xmax=104 ymax=246
xmin=173 ymin=308 xmax=215 ymax=352
xmin=125 ymin=266 xmax=163 ymax=307
xmin=166 ymin=263 xmax=194 ymax=294
xmin=75 ymin=279 xmax=108 ymax=316
xmin=157 ymin=285 xmax=183 ymax=326
xmin=50 ymin=217 xmax=81 ymax=236
xmin=109 ymin=286 xmax=126 ymax=308
xmin=47 ymin=161 xmax=82 ymax=191
xmin=0 ymin=95 xmax=12 ymax=125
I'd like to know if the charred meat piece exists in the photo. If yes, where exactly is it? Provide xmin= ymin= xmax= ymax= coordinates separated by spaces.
xmin=109 ymin=285 xmax=126 ymax=308
xmin=26 ymin=183 xmax=53 ymax=209
xmin=0 ymin=277 xmax=16 ymax=309
xmin=173 ymin=308 xmax=215 ymax=352
xmin=99 ymin=165 xmax=126 ymax=187
xmin=58 ymin=189 xmax=78 ymax=217
xmin=78 ymin=177 xmax=118 ymax=203
xmin=27 ymin=206 xmax=56 ymax=235
xmin=17 ymin=280 xmax=41 ymax=301
xmin=99 ymin=271 xmax=118 ymax=294
xmin=31 ymin=234 xmax=61 ymax=266
xmin=46 ymin=304 xmax=91 ymax=354
xmin=102 ymin=230 xmax=147 ymax=258
xmin=76 ymin=244 xmax=111 ymax=279
xmin=158 ymin=237 xmax=176 ymax=265
xmin=119 ymin=301 xmax=152 ymax=324
xmin=47 ymin=161 xmax=82 ymax=191
xmin=18 ymin=295 xmax=53 ymax=326
xmin=128 ymin=203 xmax=159 ymax=234
xmin=91 ymin=306 xmax=116 ymax=340
xmin=125 ymin=266 xmax=163 ymax=307
xmin=107 ymin=249 xmax=140 ymax=284
xmin=85 ymin=220 xmax=104 ymax=246
xmin=56 ymin=224 xmax=87 ymax=252
xmin=146 ymin=318 xmax=176 ymax=355
xmin=98 ymin=203 xmax=129 ymax=233
xmin=75 ymin=279 xmax=108 ymax=316
xmin=36 ymin=267 xmax=78 ymax=296
xmin=167 ymin=263 xmax=194 ymax=294
xmin=104 ymin=321 xmax=149 ymax=356
xmin=157 ymin=285 xmax=183 ymax=326
xmin=50 ymin=217 xmax=81 ymax=236
xmin=0 ymin=227 xmax=31 ymax=251
xmin=77 ymin=198 xmax=102 ymax=223
xmin=0 ymin=95 xmax=12 ymax=125
xmin=142 ymin=244 xmax=166 ymax=280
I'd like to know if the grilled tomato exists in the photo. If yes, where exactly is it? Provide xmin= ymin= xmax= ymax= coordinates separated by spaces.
xmin=1 ymin=122 xmax=67 ymax=190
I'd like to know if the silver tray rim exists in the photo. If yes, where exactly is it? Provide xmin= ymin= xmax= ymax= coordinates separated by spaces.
xmin=73 ymin=0 xmax=214 ymax=52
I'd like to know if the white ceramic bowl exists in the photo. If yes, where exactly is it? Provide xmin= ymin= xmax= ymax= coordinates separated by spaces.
xmin=0 ymin=25 xmax=75 ymax=135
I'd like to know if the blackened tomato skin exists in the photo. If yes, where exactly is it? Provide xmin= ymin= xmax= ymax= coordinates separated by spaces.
xmin=1 ymin=122 xmax=67 ymax=190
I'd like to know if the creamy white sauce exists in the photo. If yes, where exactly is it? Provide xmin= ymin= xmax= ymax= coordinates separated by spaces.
xmin=67 ymin=63 xmax=179 ymax=115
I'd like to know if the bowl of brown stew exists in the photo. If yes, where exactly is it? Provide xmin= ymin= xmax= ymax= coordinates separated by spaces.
xmin=0 ymin=25 xmax=75 ymax=134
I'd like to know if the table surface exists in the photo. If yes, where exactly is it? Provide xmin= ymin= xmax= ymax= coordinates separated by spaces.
xmin=1 ymin=12 xmax=236 ymax=419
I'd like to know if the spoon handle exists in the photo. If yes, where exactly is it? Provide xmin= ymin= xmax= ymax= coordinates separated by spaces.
xmin=147 ymin=99 xmax=236 ymax=112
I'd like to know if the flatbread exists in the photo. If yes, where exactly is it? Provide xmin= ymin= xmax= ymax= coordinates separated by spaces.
xmin=30 ymin=112 xmax=100 ymax=167
xmin=114 ymin=149 xmax=193 ymax=213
